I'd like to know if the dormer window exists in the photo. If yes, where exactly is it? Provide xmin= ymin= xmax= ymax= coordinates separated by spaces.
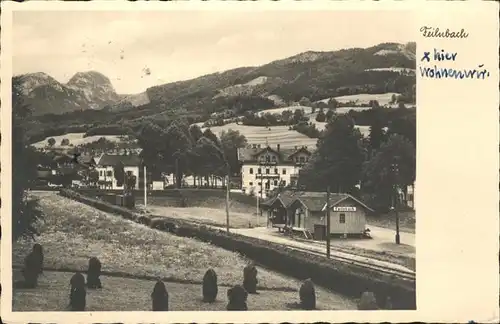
xmin=299 ymin=157 xmax=305 ymax=163
xmin=271 ymin=156 xmax=276 ymax=162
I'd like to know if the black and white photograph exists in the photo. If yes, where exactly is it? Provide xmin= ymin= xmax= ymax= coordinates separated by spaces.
xmin=5 ymin=5 xmax=417 ymax=314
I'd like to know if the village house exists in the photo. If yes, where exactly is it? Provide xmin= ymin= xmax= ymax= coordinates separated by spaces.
xmin=95 ymin=154 xmax=142 ymax=190
xmin=261 ymin=190 xmax=373 ymax=240
xmin=238 ymin=144 xmax=313 ymax=197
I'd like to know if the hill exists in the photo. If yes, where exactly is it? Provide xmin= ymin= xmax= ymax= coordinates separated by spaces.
xmin=146 ymin=42 xmax=416 ymax=116
xmin=13 ymin=71 xmax=150 ymax=116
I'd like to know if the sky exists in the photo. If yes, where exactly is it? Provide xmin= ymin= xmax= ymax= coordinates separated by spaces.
xmin=13 ymin=10 xmax=415 ymax=94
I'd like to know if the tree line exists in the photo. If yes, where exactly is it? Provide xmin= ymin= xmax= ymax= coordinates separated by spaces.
xmin=298 ymin=107 xmax=416 ymax=213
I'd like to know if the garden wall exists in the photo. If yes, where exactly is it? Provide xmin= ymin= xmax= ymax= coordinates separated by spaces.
xmin=59 ymin=189 xmax=416 ymax=310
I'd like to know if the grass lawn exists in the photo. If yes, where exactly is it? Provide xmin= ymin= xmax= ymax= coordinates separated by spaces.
xmin=12 ymin=271 xmax=355 ymax=311
xmin=367 ymin=210 xmax=416 ymax=234
xmin=147 ymin=205 xmax=262 ymax=229
xmin=12 ymin=192 xmax=356 ymax=311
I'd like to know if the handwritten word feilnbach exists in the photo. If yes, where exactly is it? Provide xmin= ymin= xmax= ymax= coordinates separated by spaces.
xmin=420 ymin=26 xmax=469 ymax=39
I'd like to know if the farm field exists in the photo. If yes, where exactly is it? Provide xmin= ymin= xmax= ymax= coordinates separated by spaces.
xmin=316 ymin=92 xmax=400 ymax=106
xmin=257 ymin=105 xmax=313 ymax=116
xmin=32 ymin=132 xmax=128 ymax=148
xmin=12 ymin=270 xmax=355 ymax=311
xmin=200 ymin=123 xmax=317 ymax=148
xmin=364 ymin=67 xmax=416 ymax=74
xmin=12 ymin=192 xmax=356 ymax=311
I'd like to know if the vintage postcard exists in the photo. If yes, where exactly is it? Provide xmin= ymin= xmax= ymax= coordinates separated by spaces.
xmin=1 ymin=0 xmax=498 ymax=323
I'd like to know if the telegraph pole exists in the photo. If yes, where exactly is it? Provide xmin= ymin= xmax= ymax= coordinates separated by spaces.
xmin=391 ymin=158 xmax=401 ymax=245
xmin=326 ymin=186 xmax=331 ymax=259
xmin=144 ymin=165 xmax=147 ymax=208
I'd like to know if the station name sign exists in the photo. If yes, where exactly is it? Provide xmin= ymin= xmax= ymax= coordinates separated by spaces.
xmin=332 ymin=206 xmax=356 ymax=212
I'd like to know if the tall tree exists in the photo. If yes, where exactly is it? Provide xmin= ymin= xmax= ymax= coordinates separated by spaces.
xmin=47 ymin=137 xmax=56 ymax=147
xmin=12 ymin=77 xmax=43 ymax=241
xmin=219 ymin=129 xmax=248 ymax=175
xmin=361 ymin=134 xmax=416 ymax=212
xmin=368 ymin=106 xmax=386 ymax=156
xmin=298 ymin=115 xmax=365 ymax=193
xmin=315 ymin=109 xmax=326 ymax=122
xmin=387 ymin=110 xmax=416 ymax=146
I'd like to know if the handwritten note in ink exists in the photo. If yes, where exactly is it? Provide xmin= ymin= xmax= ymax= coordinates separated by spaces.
xmin=419 ymin=27 xmax=491 ymax=80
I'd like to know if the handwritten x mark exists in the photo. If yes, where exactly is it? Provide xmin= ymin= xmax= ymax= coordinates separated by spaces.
xmin=421 ymin=52 xmax=430 ymax=62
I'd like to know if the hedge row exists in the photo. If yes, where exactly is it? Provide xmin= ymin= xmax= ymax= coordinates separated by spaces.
xmin=59 ymin=189 xmax=416 ymax=310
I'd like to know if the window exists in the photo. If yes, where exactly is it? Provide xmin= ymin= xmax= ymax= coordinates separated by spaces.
xmin=266 ymin=169 xmax=270 ymax=174
xmin=99 ymin=171 xmax=103 ymax=176
xmin=126 ymin=171 xmax=133 ymax=176
xmin=339 ymin=213 xmax=346 ymax=224
xmin=265 ymin=181 xmax=270 ymax=189
xmin=258 ymin=168 xmax=262 ymax=174
xmin=274 ymin=168 xmax=278 ymax=174
xmin=249 ymin=182 xmax=253 ymax=186
xmin=273 ymin=180 xmax=278 ymax=186
xmin=249 ymin=168 xmax=254 ymax=174
xmin=299 ymin=156 xmax=305 ymax=163
xmin=282 ymin=169 xmax=287 ymax=175
xmin=106 ymin=171 xmax=112 ymax=177
xmin=258 ymin=182 xmax=262 ymax=186
xmin=282 ymin=180 xmax=287 ymax=186
xmin=271 ymin=156 xmax=276 ymax=162
xmin=266 ymin=155 xmax=271 ymax=162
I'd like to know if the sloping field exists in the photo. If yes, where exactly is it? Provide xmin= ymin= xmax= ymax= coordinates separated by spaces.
xmin=32 ymin=132 xmax=126 ymax=148
xmin=365 ymin=68 xmax=416 ymax=74
xmin=316 ymin=93 xmax=400 ymax=106
xmin=12 ymin=192 xmax=356 ymax=311
xmin=13 ymin=192 xmax=297 ymax=289
xmin=257 ymin=105 xmax=313 ymax=117
xmin=201 ymin=123 xmax=317 ymax=148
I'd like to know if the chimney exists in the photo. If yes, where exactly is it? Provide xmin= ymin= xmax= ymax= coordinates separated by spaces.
xmin=294 ymin=145 xmax=298 ymax=150
xmin=277 ymin=144 xmax=280 ymax=152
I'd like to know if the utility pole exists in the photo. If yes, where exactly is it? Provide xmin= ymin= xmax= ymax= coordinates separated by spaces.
xmin=144 ymin=165 xmax=147 ymax=208
xmin=225 ymin=162 xmax=230 ymax=234
xmin=326 ymin=186 xmax=331 ymax=259
xmin=391 ymin=158 xmax=401 ymax=245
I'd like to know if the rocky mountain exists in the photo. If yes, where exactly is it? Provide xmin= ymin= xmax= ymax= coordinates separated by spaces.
xmin=17 ymin=42 xmax=414 ymax=121
xmin=13 ymin=71 xmax=149 ymax=116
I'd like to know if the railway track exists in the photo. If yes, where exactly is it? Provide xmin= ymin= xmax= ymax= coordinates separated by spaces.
xmin=280 ymin=243 xmax=416 ymax=281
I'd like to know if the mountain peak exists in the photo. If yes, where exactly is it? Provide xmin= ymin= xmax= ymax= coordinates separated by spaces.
xmin=66 ymin=70 xmax=119 ymax=104
xmin=67 ymin=71 xmax=113 ymax=88
xmin=16 ymin=72 xmax=60 ymax=95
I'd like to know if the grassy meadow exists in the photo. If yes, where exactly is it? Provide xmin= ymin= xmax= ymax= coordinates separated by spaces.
xmin=12 ymin=192 xmax=356 ymax=311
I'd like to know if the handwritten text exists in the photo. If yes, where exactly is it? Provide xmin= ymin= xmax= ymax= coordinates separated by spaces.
xmin=420 ymin=48 xmax=490 ymax=80
xmin=420 ymin=26 xmax=469 ymax=39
